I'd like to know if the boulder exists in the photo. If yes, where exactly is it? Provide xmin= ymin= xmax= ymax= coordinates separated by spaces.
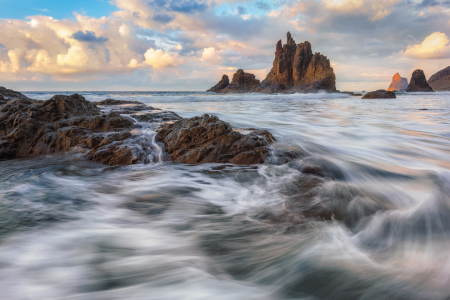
xmin=207 ymin=70 xmax=260 ymax=93
xmin=207 ymin=75 xmax=230 ymax=92
xmin=156 ymin=114 xmax=275 ymax=164
xmin=341 ymin=91 xmax=362 ymax=96
xmin=428 ymin=66 xmax=450 ymax=91
xmin=405 ymin=69 xmax=433 ymax=92
xmin=362 ymin=90 xmax=396 ymax=99
xmin=387 ymin=73 xmax=408 ymax=92
xmin=251 ymin=32 xmax=336 ymax=93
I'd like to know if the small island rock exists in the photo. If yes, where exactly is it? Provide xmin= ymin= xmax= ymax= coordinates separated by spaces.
xmin=362 ymin=90 xmax=396 ymax=99
xmin=387 ymin=73 xmax=408 ymax=92
xmin=405 ymin=69 xmax=433 ymax=92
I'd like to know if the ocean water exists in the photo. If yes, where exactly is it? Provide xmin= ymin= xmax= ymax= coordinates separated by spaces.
xmin=0 ymin=91 xmax=450 ymax=299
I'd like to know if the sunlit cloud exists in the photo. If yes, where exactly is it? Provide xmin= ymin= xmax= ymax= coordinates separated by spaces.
xmin=403 ymin=32 xmax=450 ymax=59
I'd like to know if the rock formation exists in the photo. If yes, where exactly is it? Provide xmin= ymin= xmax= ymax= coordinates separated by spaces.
xmin=428 ymin=66 xmax=450 ymax=91
xmin=0 ymin=89 xmax=179 ymax=165
xmin=405 ymin=69 xmax=433 ymax=92
xmin=207 ymin=69 xmax=260 ymax=93
xmin=362 ymin=90 xmax=396 ymax=99
xmin=156 ymin=114 xmax=275 ymax=164
xmin=207 ymin=75 xmax=230 ymax=92
xmin=251 ymin=32 xmax=336 ymax=93
xmin=387 ymin=73 xmax=408 ymax=92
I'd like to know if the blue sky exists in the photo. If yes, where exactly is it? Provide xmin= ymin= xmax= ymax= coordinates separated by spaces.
xmin=0 ymin=0 xmax=449 ymax=91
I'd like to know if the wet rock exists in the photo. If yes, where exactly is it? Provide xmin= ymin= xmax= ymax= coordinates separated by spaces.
xmin=207 ymin=75 xmax=230 ymax=93
xmin=207 ymin=70 xmax=260 ymax=93
xmin=156 ymin=114 xmax=275 ymax=164
xmin=0 ymin=90 xmax=154 ymax=165
xmin=387 ymin=73 xmax=408 ymax=92
xmin=428 ymin=66 xmax=450 ymax=91
xmin=251 ymin=32 xmax=336 ymax=93
xmin=362 ymin=90 xmax=396 ymax=99
xmin=406 ymin=69 xmax=433 ymax=92
xmin=94 ymin=99 xmax=144 ymax=105
xmin=131 ymin=111 xmax=181 ymax=123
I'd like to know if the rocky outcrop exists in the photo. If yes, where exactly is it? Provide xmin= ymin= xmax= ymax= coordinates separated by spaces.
xmin=406 ymin=69 xmax=433 ymax=92
xmin=428 ymin=66 xmax=450 ymax=91
xmin=207 ymin=70 xmax=260 ymax=93
xmin=341 ymin=91 xmax=362 ymax=96
xmin=251 ymin=32 xmax=336 ymax=93
xmin=387 ymin=73 xmax=408 ymax=92
xmin=207 ymin=75 xmax=230 ymax=92
xmin=156 ymin=114 xmax=275 ymax=164
xmin=0 ymin=89 xmax=180 ymax=165
xmin=362 ymin=90 xmax=396 ymax=99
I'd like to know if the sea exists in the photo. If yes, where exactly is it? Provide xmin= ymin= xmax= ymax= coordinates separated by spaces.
xmin=1 ymin=91 xmax=450 ymax=299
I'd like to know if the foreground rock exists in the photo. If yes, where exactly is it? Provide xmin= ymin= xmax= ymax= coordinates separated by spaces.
xmin=251 ymin=32 xmax=336 ymax=93
xmin=156 ymin=114 xmax=275 ymax=164
xmin=0 ymin=89 xmax=180 ymax=165
xmin=428 ymin=66 xmax=450 ymax=91
xmin=362 ymin=90 xmax=396 ymax=99
xmin=387 ymin=73 xmax=408 ymax=92
xmin=207 ymin=69 xmax=260 ymax=93
xmin=406 ymin=69 xmax=433 ymax=92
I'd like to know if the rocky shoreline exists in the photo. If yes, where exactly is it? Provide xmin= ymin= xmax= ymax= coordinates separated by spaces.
xmin=0 ymin=87 xmax=275 ymax=166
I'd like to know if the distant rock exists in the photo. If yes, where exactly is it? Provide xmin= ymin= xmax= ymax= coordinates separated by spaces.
xmin=362 ymin=90 xmax=396 ymax=99
xmin=428 ymin=66 xmax=450 ymax=91
xmin=94 ymin=99 xmax=144 ymax=105
xmin=156 ymin=114 xmax=275 ymax=164
xmin=207 ymin=70 xmax=259 ymax=93
xmin=341 ymin=91 xmax=362 ymax=96
xmin=207 ymin=75 xmax=230 ymax=93
xmin=251 ymin=32 xmax=336 ymax=93
xmin=405 ymin=69 xmax=433 ymax=92
xmin=387 ymin=73 xmax=408 ymax=92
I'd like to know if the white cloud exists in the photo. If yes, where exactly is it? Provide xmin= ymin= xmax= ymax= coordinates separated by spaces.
xmin=403 ymin=32 xmax=450 ymax=59
xmin=321 ymin=0 xmax=401 ymax=20
xmin=202 ymin=47 xmax=223 ymax=65
xmin=144 ymin=48 xmax=185 ymax=68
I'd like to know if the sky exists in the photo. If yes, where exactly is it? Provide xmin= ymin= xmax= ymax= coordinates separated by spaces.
xmin=0 ymin=0 xmax=449 ymax=91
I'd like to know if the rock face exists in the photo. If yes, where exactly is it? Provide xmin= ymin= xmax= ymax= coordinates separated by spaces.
xmin=428 ymin=66 xmax=450 ymax=91
xmin=207 ymin=70 xmax=260 ymax=93
xmin=362 ymin=90 xmax=396 ymax=99
xmin=207 ymin=75 xmax=230 ymax=92
xmin=406 ymin=69 xmax=433 ymax=92
xmin=0 ymin=89 xmax=179 ymax=165
xmin=251 ymin=32 xmax=336 ymax=93
xmin=387 ymin=73 xmax=408 ymax=92
xmin=156 ymin=114 xmax=275 ymax=164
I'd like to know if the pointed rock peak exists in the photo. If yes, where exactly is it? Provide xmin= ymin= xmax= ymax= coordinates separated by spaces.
xmin=276 ymin=40 xmax=282 ymax=51
xmin=287 ymin=31 xmax=295 ymax=45
xmin=393 ymin=73 xmax=401 ymax=80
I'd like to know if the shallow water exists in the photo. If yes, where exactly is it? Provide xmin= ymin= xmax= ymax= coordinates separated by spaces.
xmin=1 ymin=91 xmax=450 ymax=299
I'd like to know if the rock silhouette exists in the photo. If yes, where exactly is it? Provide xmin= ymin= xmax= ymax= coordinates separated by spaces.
xmin=207 ymin=70 xmax=259 ymax=93
xmin=387 ymin=73 xmax=408 ymax=92
xmin=406 ymin=69 xmax=433 ymax=92
xmin=428 ymin=66 xmax=450 ymax=91
xmin=251 ymin=32 xmax=336 ymax=93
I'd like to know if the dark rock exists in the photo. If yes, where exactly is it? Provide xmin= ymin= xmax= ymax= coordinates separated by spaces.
xmin=428 ymin=66 xmax=450 ymax=91
xmin=406 ymin=69 xmax=433 ymax=92
xmin=131 ymin=111 xmax=181 ymax=123
xmin=251 ymin=32 xmax=336 ymax=93
xmin=156 ymin=114 xmax=275 ymax=164
xmin=0 ymin=90 xmax=163 ymax=166
xmin=207 ymin=75 xmax=230 ymax=92
xmin=94 ymin=99 xmax=144 ymax=105
xmin=207 ymin=70 xmax=260 ymax=93
xmin=387 ymin=73 xmax=408 ymax=92
xmin=361 ymin=90 xmax=396 ymax=99
xmin=341 ymin=91 xmax=362 ymax=96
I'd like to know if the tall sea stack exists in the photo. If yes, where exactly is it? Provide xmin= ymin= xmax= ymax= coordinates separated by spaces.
xmin=387 ymin=73 xmax=408 ymax=92
xmin=406 ymin=69 xmax=433 ymax=92
xmin=251 ymin=32 xmax=336 ymax=93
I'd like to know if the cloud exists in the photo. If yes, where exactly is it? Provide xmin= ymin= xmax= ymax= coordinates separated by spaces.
xmin=144 ymin=48 xmax=185 ymax=68
xmin=321 ymin=0 xmax=402 ymax=20
xmin=202 ymin=47 xmax=223 ymax=65
xmin=72 ymin=30 xmax=109 ymax=43
xmin=403 ymin=32 xmax=450 ymax=58
xmin=152 ymin=14 xmax=174 ymax=23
